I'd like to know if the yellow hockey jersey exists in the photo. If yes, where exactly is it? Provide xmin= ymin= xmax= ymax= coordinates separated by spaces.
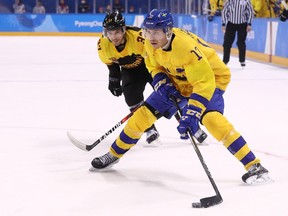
xmin=144 ymin=28 xmax=231 ymax=113
xmin=252 ymin=0 xmax=277 ymax=18
xmin=97 ymin=26 xmax=146 ymax=69
xmin=209 ymin=0 xmax=224 ymax=15
xmin=280 ymin=0 xmax=288 ymax=15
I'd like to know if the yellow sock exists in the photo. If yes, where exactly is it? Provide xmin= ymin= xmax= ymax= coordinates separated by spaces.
xmin=202 ymin=111 xmax=260 ymax=170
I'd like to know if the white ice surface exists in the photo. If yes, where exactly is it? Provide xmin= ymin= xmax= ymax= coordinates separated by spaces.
xmin=0 ymin=36 xmax=287 ymax=216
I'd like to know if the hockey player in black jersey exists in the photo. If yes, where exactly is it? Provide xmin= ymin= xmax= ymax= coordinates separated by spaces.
xmin=97 ymin=10 xmax=159 ymax=144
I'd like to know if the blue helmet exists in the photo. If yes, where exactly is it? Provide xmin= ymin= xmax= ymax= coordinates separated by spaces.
xmin=142 ymin=9 xmax=173 ymax=30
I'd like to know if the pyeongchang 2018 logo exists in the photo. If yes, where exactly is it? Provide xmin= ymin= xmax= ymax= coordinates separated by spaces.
xmin=16 ymin=14 xmax=46 ymax=28
xmin=182 ymin=24 xmax=192 ymax=31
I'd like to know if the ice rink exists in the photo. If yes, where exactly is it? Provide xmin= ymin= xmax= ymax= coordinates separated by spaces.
xmin=0 ymin=36 xmax=288 ymax=216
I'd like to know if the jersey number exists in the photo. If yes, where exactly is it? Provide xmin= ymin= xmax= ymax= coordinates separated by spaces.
xmin=97 ymin=40 xmax=101 ymax=50
xmin=190 ymin=47 xmax=202 ymax=61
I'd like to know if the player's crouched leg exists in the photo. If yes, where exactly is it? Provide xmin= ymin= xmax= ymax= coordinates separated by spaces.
xmin=90 ymin=105 xmax=157 ymax=171
xmin=202 ymin=111 xmax=272 ymax=184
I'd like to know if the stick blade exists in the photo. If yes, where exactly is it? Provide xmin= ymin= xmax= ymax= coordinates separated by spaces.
xmin=67 ymin=131 xmax=90 ymax=151
xmin=192 ymin=195 xmax=223 ymax=208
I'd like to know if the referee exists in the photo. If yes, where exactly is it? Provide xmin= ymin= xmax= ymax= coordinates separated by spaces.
xmin=222 ymin=0 xmax=254 ymax=67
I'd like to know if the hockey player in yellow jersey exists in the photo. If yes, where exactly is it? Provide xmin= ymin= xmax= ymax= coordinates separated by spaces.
xmin=91 ymin=9 xmax=272 ymax=185
xmin=209 ymin=0 xmax=224 ymax=12
xmin=207 ymin=0 xmax=224 ymax=21
xmin=251 ymin=0 xmax=278 ymax=18
xmin=98 ymin=10 xmax=159 ymax=144
xmin=280 ymin=0 xmax=288 ymax=21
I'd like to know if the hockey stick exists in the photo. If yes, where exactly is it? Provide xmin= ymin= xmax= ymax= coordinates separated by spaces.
xmin=67 ymin=103 xmax=143 ymax=151
xmin=203 ymin=8 xmax=216 ymax=12
xmin=171 ymin=96 xmax=223 ymax=208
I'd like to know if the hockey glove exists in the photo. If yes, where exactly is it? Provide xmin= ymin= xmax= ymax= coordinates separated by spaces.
xmin=108 ymin=77 xmax=122 ymax=97
xmin=177 ymin=104 xmax=202 ymax=140
xmin=215 ymin=9 xmax=221 ymax=16
xmin=208 ymin=15 xmax=214 ymax=22
xmin=280 ymin=9 xmax=288 ymax=22
xmin=152 ymin=73 xmax=185 ymax=106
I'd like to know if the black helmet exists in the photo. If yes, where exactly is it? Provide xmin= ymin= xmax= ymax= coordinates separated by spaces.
xmin=103 ymin=10 xmax=125 ymax=30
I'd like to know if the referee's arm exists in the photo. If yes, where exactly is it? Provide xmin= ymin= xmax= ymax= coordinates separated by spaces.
xmin=221 ymin=1 xmax=229 ymax=26
xmin=246 ymin=0 xmax=254 ymax=26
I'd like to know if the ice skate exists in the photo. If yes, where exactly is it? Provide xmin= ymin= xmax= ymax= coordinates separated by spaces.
xmin=240 ymin=62 xmax=246 ymax=68
xmin=89 ymin=152 xmax=119 ymax=171
xmin=145 ymin=127 xmax=160 ymax=146
xmin=242 ymin=163 xmax=273 ymax=185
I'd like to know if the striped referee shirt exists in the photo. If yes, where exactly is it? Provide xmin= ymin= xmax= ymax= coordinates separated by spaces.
xmin=222 ymin=0 xmax=254 ymax=26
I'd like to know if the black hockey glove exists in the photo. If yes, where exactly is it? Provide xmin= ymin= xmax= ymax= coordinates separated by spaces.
xmin=208 ymin=15 xmax=214 ymax=22
xmin=108 ymin=77 xmax=122 ymax=97
xmin=280 ymin=9 xmax=288 ymax=22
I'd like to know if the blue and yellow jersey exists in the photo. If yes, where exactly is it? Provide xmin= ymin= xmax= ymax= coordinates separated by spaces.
xmin=144 ymin=28 xmax=231 ymax=113
xmin=97 ymin=26 xmax=146 ymax=69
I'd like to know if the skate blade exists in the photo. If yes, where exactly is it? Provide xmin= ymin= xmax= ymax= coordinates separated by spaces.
xmin=143 ymin=138 xmax=162 ymax=147
xmin=245 ymin=173 xmax=274 ymax=185
xmin=89 ymin=161 xmax=119 ymax=172
xmin=89 ymin=165 xmax=117 ymax=172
